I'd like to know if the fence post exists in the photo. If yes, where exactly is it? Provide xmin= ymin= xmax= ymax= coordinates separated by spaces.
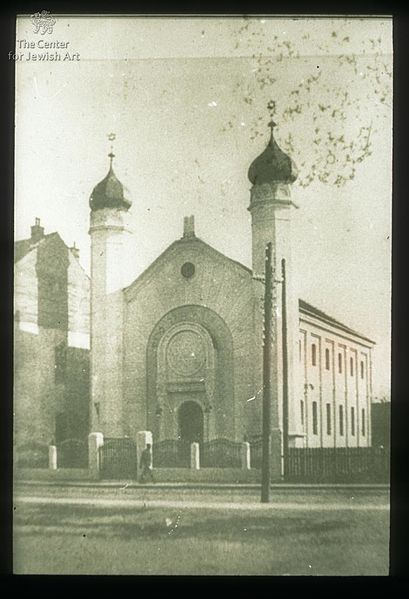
xmin=190 ymin=442 xmax=200 ymax=470
xmin=48 ymin=445 xmax=57 ymax=470
xmin=88 ymin=432 xmax=104 ymax=479
xmin=136 ymin=431 xmax=153 ymax=469
xmin=241 ymin=442 xmax=251 ymax=470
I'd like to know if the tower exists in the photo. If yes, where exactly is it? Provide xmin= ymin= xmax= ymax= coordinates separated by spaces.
xmin=248 ymin=121 xmax=304 ymax=478
xmin=89 ymin=149 xmax=132 ymax=435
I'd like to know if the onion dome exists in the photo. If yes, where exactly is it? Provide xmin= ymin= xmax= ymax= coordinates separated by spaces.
xmin=248 ymin=121 xmax=298 ymax=185
xmin=89 ymin=152 xmax=131 ymax=211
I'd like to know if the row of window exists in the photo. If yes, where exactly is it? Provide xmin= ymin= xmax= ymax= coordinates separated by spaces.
xmin=306 ymin=343 xmax=366 ymax=378
xmin=300 ymin=400 xmax=366 ymax=437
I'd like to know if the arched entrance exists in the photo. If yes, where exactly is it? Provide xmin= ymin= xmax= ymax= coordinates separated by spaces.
xmin=179 ymin=401 xmax=204 ymax=444
xmin=147 ymin=304 xmax=235 ymax=440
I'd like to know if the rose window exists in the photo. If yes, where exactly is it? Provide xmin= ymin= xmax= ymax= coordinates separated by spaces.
xmin=167 ymin=330 xmax=206 ymax=376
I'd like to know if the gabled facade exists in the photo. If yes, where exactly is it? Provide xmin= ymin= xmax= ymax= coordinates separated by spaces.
xmin=87 ymin=124 xmax=375 ymax=478
xmin=13 ymin=125 xmax=376 ymax=476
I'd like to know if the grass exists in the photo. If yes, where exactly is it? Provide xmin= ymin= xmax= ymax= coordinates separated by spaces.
xmin=13 ymin=502 xmax=389 ymax=575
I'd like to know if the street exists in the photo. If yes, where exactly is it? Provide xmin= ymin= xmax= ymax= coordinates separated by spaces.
xmin=13 ymin=482 xmax=390 ymax=575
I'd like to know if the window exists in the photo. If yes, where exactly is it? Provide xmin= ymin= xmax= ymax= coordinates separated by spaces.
xmin=311 ymin=343 xmax=317 ymax=366
xmin=312 ymin=401 xmax=318 ymax=435
xmin=326 ymin=403 xmax=332 ymax=435
xmin=299 ymin=340 xmax=302 ymax=362
xmin=339 ymin=405 xmax=344 ymax=436
xmin=181 ymin=262 xmax=195 ymax=279
xmin=300 ymin=400 xmax=305 ymax=426
xmin=325 ymin=348 xmax=330 ymax=370
xmin=338 ymin=353 xmax=343 ymax=374
xmin=360 ymin=360 xmax=365 ymax=379
xmin=361 ymin=408 xmax=366 ymax=436
xmin=55 ymin=342 xmax=66 ymax=384
xmin=350 ymin=357 xmax=354 ymax=376
xmin=351 ymin=406 xmax=355 ymax=436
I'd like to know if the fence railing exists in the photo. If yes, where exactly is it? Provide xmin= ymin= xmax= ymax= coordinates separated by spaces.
xmin=99 ymin=437 xmax=138 ymax=479
xmin=15 ymin=442 xmax=49 ymax=468
xmin=57 ymin=438 xmax=88 ymax=468
xmin=34 ymin=433 xmax=389 ymax=482
xmin=286 ymin=447 xmax=390 ymax=483
xmin=201 ymin=438 xmax=243 ymax=468
xmin=152 ymin=439 xmax=191 ymax=468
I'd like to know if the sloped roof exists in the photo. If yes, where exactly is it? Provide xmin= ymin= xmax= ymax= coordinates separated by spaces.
xmin=124 ymin=236 xmax=373 ymax=344
xmin=123 ymin=235 xmax=252 ymax=296
xmin=299 ymin=299 xmax=375 ymax=344
xmin=14 ymin=232 xmax=58 ymax=263
xmin=14 ymin=239 xmax=34 ymax=263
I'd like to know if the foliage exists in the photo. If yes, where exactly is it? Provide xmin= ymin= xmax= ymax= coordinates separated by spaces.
xmin=227 ymin=19 xmax=391 ymax=188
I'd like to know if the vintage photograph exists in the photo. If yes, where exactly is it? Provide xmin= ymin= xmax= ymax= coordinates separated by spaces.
xmin=13 ymin=14 xmax=392 ymax=575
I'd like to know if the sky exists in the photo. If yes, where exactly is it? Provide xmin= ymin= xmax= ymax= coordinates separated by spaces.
xmin=14 ymin=15 xmax=392 ymax=398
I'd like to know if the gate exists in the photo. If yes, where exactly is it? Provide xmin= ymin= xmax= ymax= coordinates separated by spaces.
xmin=152 ymin=439 xmax=190 ymax=468
xmin=99 ymin=437 xmax=138 ymax=479
xmin=57 ymin=438 xmax=88 ymax=468
xmin=201 ymin=438 xmax=242 ymax=468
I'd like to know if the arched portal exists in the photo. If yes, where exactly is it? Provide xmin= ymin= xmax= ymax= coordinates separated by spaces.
xmin=147 ymin=304 xmax=235 ymax=441
xmin=178 ymin=401 xmax=204 ymax=444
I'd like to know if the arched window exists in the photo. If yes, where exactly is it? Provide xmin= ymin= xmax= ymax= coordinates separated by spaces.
xmin=338 ymin=353 xmax=343 ymax=374
xmin=350 ymin=357 xmax=354 ymax=377
xmin=360 ymin=360 xmax=365 ymax=379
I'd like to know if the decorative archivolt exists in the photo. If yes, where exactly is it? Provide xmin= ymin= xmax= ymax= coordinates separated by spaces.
xmin=156 ymin=321 xmax=215 ymax=403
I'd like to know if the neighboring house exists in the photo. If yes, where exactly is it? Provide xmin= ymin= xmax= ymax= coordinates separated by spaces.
xmin=14 ymin=219 xmax=90 ymax=452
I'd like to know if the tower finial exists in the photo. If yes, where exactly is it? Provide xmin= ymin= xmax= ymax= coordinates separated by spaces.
xmin=268 ymin=119 xmax=277 ymax=140
xmin=107 ymin=132 xmax=116 ymax=169
xmin=90 ymin=132 xmax=131 ymax=212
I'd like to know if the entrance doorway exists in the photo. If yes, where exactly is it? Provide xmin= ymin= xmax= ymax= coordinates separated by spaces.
xmin=178 ymin=401 xmax=204 ymax=444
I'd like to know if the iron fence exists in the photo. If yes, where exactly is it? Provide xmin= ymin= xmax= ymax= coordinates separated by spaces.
xmin=15 ymin=442 xmax=48 ymax=468
xmin=201 ymin=438 xmax=242 ymax=468
xmin=152 ymin=439 xmax=190 ymax=468
xmin=57 ymin=438 xmax=88 ymax=468
xmin=99 ymin=437 xmax=138 ymax=479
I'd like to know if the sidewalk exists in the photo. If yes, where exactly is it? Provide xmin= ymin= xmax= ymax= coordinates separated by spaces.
xmin=14 ymin=479 xmax=390 ymax=491
xmin=14 ymin=494 xmax=390 ymax=512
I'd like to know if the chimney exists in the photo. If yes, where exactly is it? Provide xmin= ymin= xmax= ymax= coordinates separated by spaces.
xmin=183 ymin=215 xmax=195 ymax=239
xmin=70 ymin=241 xmax=80 ymax=260
xmin=30 ymin=217 xmax=44 ymax=244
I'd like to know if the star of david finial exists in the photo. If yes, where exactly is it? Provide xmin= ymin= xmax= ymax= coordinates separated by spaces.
xmin=107 ymin=132 xmax=116 ymax=167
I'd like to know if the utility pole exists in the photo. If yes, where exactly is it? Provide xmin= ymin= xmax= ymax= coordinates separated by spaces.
xmin=281 ymin=258 xmax=289 ymax=479
xmin=261 ymin=242 xmax=273 ymax=503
